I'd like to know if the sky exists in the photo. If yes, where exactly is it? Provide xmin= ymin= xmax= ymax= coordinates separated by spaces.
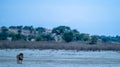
xmin=0 ymin=0 xmax=120 ymax=36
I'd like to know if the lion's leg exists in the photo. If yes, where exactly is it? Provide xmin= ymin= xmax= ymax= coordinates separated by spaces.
xmin=17 ymin=56 xmax=19 ymax=64
xmin=20 ymin=60 xmax=23 ymax=64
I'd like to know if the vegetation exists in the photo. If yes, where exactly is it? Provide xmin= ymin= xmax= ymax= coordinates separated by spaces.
xmin=0 ymin=41 xmax=120 ymax=51
xmin=0 ymin=25 xmax=120 ymax=50
xmin=52 ymin=26 xmax=71 ymax=35
xmin=89 ymin=35 xmax=98 ymax=44
xmin=62 ymin=31 xmax=74 ymax=42
xmin=0 ymin=26 xmax=120 ymax=43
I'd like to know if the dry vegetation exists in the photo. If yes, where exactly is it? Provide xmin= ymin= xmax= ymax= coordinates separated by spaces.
xmin=0 ymin=41 xmax=120 ymax=51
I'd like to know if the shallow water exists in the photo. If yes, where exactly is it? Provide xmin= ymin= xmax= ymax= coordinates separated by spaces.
xmin=0 ymin=49 xmax=120 ymax=67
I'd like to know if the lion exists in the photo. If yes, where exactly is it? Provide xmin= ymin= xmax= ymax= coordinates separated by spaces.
xmin=16 ymin=53 xmax=24 ymax=64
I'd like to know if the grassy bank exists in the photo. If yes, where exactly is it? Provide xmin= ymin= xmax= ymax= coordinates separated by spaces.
xmin=0 ymin=41 xmax=120 ymax=51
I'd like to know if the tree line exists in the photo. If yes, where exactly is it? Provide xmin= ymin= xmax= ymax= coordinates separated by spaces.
xmin=0 ymin=26 xmax=120 ymax=44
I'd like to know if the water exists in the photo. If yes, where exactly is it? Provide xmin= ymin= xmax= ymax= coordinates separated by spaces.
xmin=0 ymin=49 xmax=120 ymax=67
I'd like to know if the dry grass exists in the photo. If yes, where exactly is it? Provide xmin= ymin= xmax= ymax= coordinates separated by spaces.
xmin=0 ymin=41 xmax=120 ymax=51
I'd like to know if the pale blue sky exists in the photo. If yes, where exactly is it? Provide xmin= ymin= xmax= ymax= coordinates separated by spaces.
xmin=0 ymin=0 xmax=120 ymax=36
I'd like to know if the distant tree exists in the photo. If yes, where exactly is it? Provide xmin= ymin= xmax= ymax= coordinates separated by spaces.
xmin=36 ymin=27 xmax=45 ymax=34
xmin=75 ymin=34 xmax=82 ymax=41
xmin=9 ymin=26 xmax=17 ymax=29
xmin=8 ymin=32 xmax=16 ymax=40
xmin=72 ymin=29 xmax=81 ymax=41
xmin=62 ymin=31 xmax=74 ymax=42
xmin=52 ymin=26 xmax=71 ymax=35
xmin=14 ymin=34 xmax=26 ymax=41
xmin=17 ymin=26 xmax=23 ymax=30
xmin=79 ymin=33 xmax=90 ymax=41
xmin=8 ymin=32 xmax=16 ymax=37
xmin=100 ymin=36 xmax=110 ymax=43
xmin=23 ymin=26 xmax=33 ymax=30
xmin=0 ymin=26 xmax=9 ymax=40
xmin=29 ymin=26 xmax=34 ymax=34
xmin=115 ymin=35 xmax=120 ymax=42
xmin=27 ymin=35 xmax=35 ymax=41
xmin=89 ymin=35 xmax=98 ymax=44
xmin=72 ymin=29 xmax=79 ymax=33
xmin=23 ymin=26 xmax=33 ymax=34
xmin=9 ymin=26 xmax=23 ymax=29
xmin=18 ymin=29 xmax=22 ymax=34
xmin=35 ymin=36 xmax=42 ymax=41
xmin=41 ymin=33 xmax=54 ymax=41
xmin=0 ymin=32 xmax=8 ymax=40
xmin=1 ymin=26 xmax=8 ymax=33
xmin=105 ymin=36 xmax=118 ymax=42
xmin=102 ymin=38 xmax=108 ymax=43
